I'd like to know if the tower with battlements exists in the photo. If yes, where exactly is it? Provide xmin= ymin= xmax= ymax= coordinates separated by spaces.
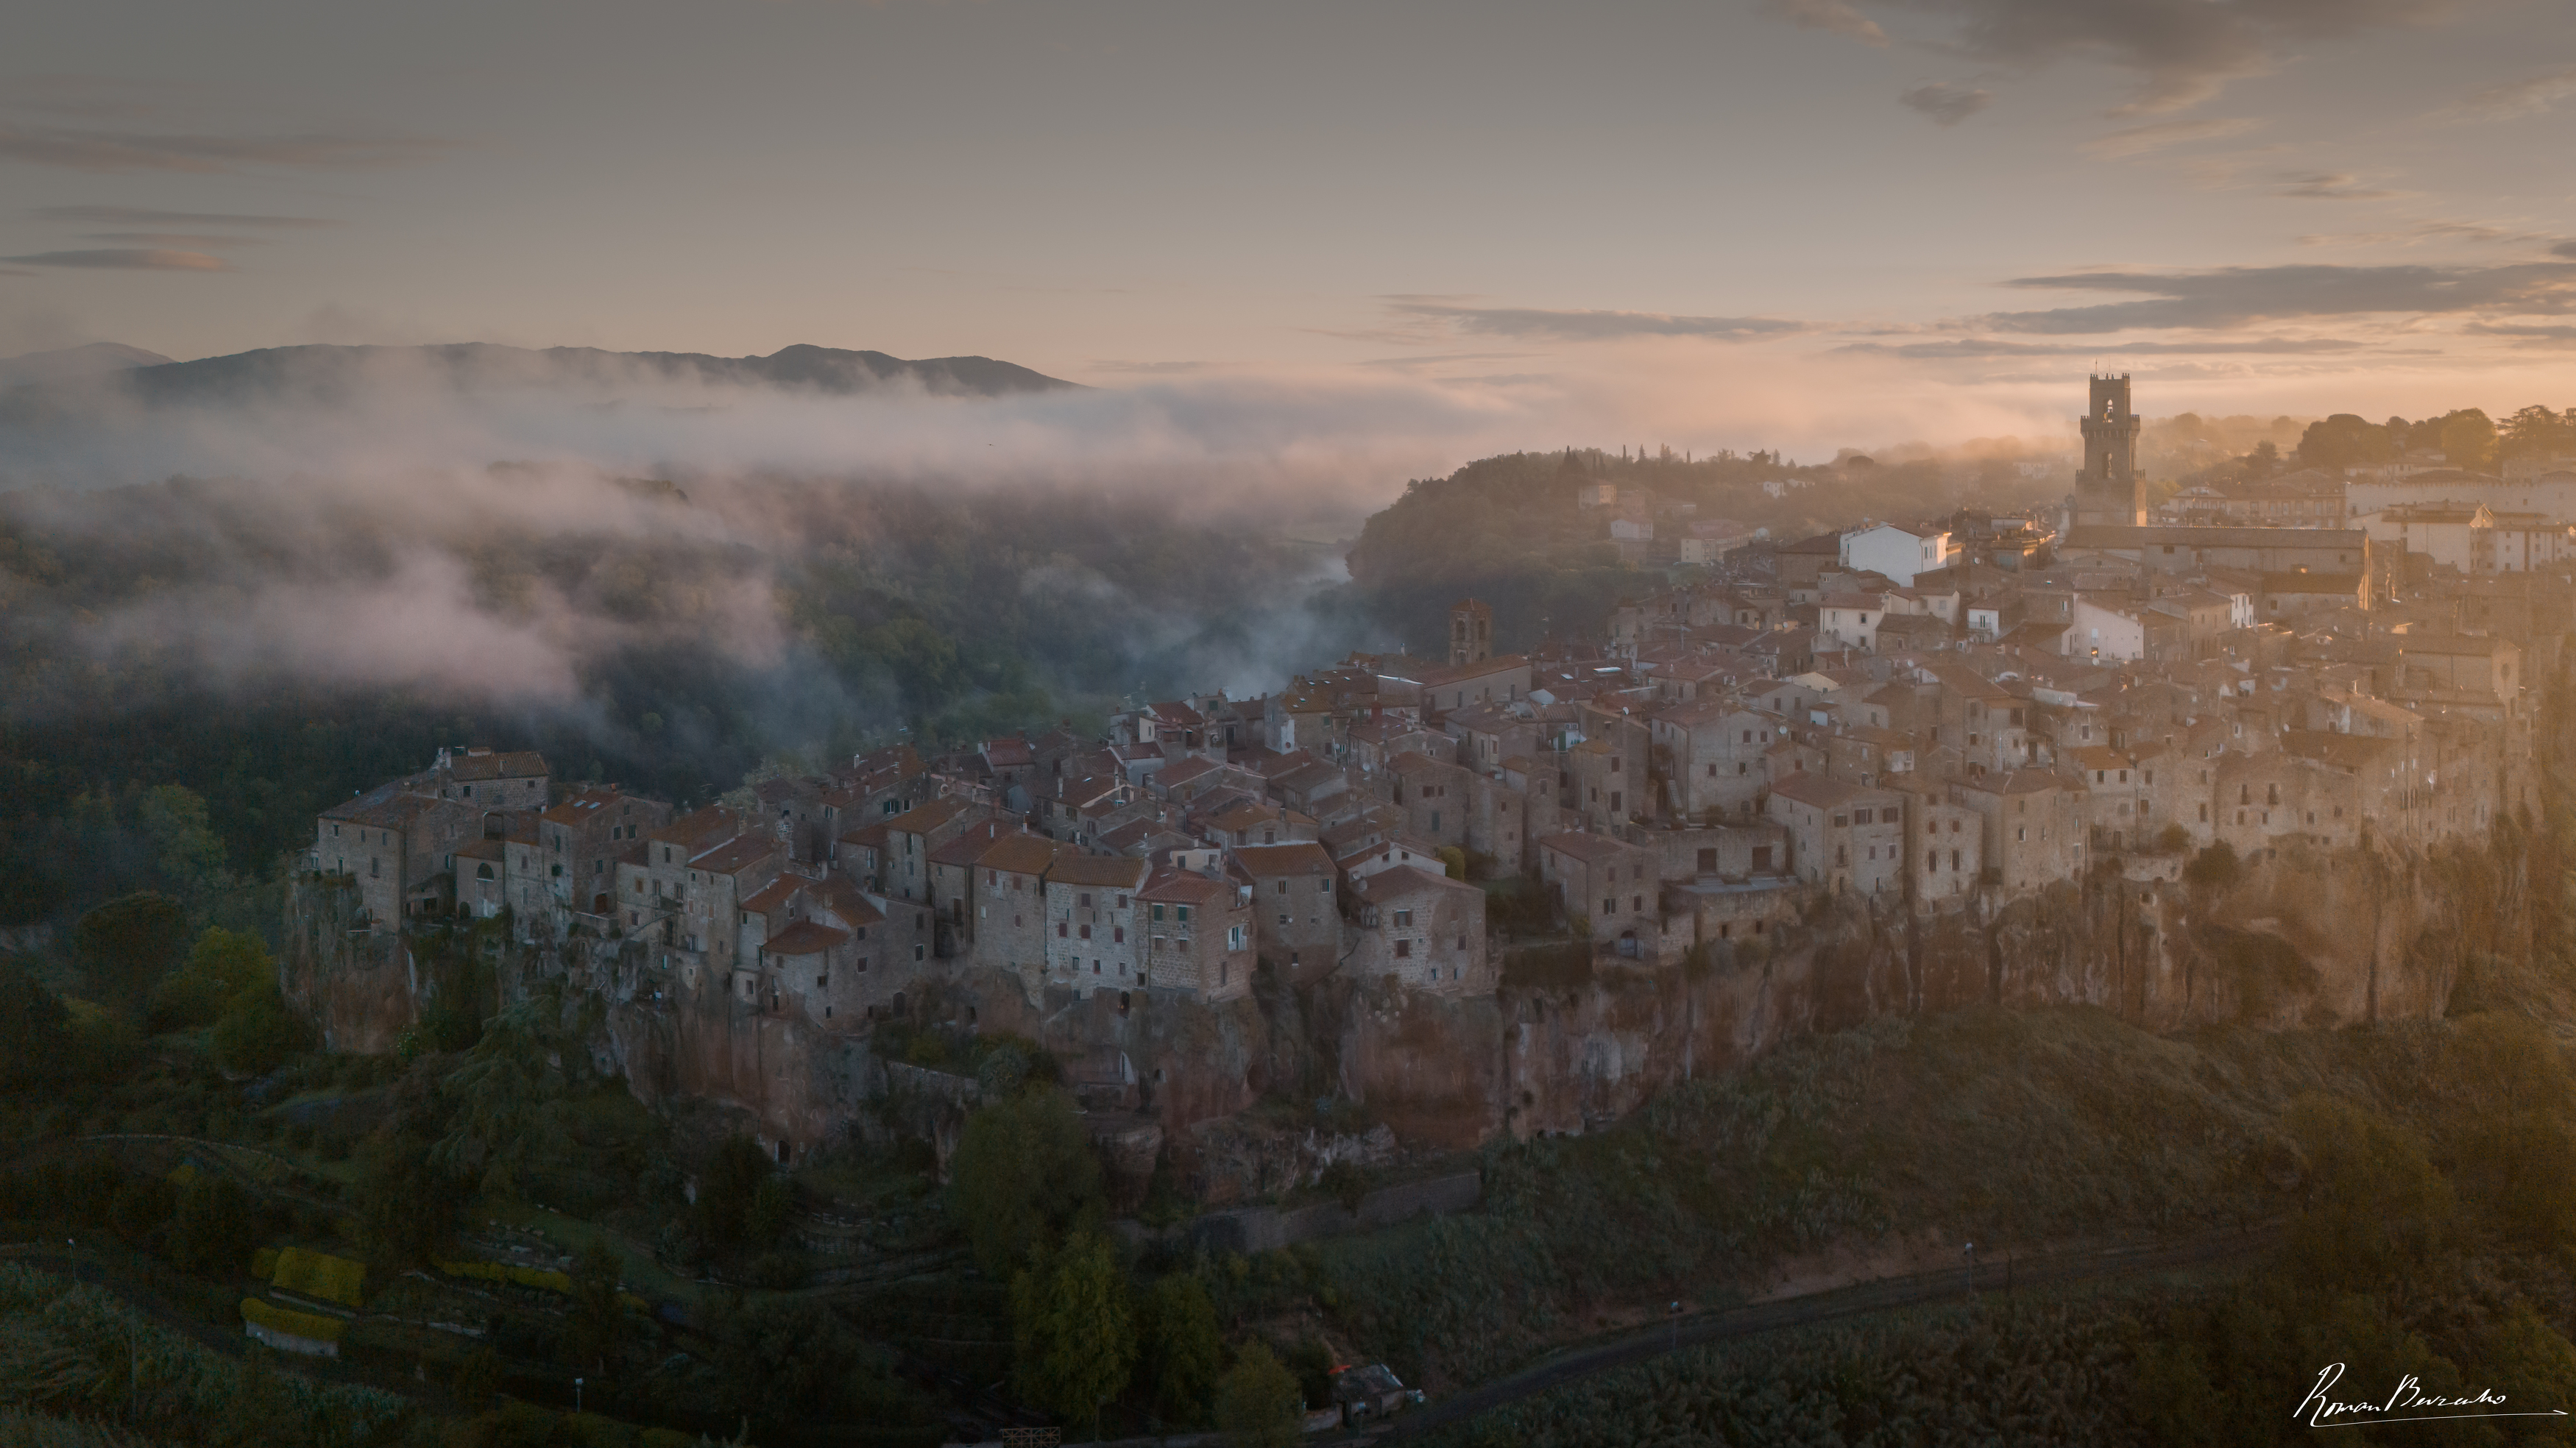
xmin=2071 ymin=374 xmax=2145 ymax=528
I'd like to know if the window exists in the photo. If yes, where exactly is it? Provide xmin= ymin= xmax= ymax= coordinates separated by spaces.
xmin=1228 ymin=925 xmax=1246 ymax=951
xmin=1178 ymin=905 xmax=1192 ymax=923
xmin=1152 ymin=903 xmax=1164 ymax=921
xmin=1395 ymin=939 xmax=1412 ymax=957
xmin=1602 ymin=896 xmax=1616 ymax=916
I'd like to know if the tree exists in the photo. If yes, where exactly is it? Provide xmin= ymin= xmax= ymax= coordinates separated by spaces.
xmin=1143 ymin=1272 xmax=1222 ymax=1426
xmin=0 ymin=958 xmax=73 ymax=1088
xmin=431 ymin=1003 xmax=566 ymax=1197
xmin=2285 ymin=1093 xmax=2453 ymax=1290
xmin=1214 ymin=1342 xmax=1304 ymax=1448
xmin=2295 ymin=414 xmax=2393 ymax=472
xmin=166 ymin=1172 xmax=258 ymax=1275
xmin=2439 ymin=408 xmax=2499 ymax=472
xmin=694 ymin=1134 xmax=776 ymax=1251
xmin=1011 ymin=1232 xmax=1135 ymax=1433
xmin=355 ymin=1129 xmax=467 ymax=1268
xmin=138 ymin=784 xmax=228 ymax=901
xmin=2182 ymin=840 xmax=2240 ymax=892
xmin=2499 ymin=404 xmax=2574 ymax=460
xmin=948 ymin=1085 xmax=1106 ymax=1278
xmin=212 ymin=982 xmax=308 ymax=1075
xmin=73 ymin=892 xmax=190 ymax=1022
xmin=151 ymin=927 xmax=274 ymax=1032
xmin=565 ymin=1239 xmax=629 ymax=1374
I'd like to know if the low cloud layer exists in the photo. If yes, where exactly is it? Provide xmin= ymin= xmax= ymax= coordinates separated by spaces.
xmin=2 ymin=248 xmax=228 ymax=270
xmin=0 ymin=124 xmax=454 ymax=174
xmin=1985 ymin=260 xmax=2576 ymax=333
xmin=1387 ymin=301 xmax=1806 ymax=344
xmin=1842 ymin=336 xmax=2366 ymax=359
xmin=29 ymin=205 xmax=340 ymax=228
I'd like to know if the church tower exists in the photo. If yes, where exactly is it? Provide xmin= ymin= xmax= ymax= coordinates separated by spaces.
xmin=1449 ymin=598 xmax=1493 ymax=667
xmin=2072 ymin=374 xmax=2145 ymax=528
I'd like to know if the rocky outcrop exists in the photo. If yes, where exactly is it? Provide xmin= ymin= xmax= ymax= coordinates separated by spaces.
xmin=281 ymin=812 xmax=2547 ymax=1167
xmin=279 ymin=873 xmax=415 ymax=1054
xmin=1321 ymin=825 xmax=2541 ymax=1148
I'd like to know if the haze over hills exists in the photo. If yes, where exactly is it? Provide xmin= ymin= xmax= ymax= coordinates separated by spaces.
xmin=0 ymin=341 xmax=177 ymax=390
xmin=0 ymin=341 xmax=1076 ymax=408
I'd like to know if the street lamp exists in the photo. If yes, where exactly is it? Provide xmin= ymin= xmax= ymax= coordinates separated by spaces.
xmin=574 ymin=1377 xmax=584 ymax=1416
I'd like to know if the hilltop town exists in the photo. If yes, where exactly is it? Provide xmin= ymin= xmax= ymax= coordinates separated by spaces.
xmin=299 ymin=377 xmax=2576 ymax=1174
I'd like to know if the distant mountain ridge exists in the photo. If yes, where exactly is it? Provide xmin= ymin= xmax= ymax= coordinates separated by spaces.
xmin=1 ymin=341 xmax=1078 ymax=405
xmin=0 ymin=342 xmax=176 ymax=389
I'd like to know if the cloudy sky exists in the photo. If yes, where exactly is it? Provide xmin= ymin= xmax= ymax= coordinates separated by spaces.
xmin=6 ymin=0 xmax=2574 ymax=450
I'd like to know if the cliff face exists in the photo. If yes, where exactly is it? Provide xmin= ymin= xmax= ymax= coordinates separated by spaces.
xmin=283 ymin=816 xmax=2547 ymax=1164
xmin=1324 ymin=827 xmax=2541 ymax=1149
xmin=279 ymin=873 xmax=417 ymax=1054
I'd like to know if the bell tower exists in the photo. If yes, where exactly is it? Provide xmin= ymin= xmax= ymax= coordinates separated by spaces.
xmin=2073 ymin=374 xmax=2145 ymax=528
xmin=1449 ymin=598 xmax=1493 ymax=667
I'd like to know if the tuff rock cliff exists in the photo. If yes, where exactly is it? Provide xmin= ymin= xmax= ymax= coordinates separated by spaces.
xmin=283 ymin=767 xmax=2566 ymax=1195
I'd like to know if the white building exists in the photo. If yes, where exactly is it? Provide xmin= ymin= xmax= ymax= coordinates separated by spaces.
xmin=1839 ymin=523 xmax=1954 ymax=586
xmin=2069 ymin=597 xmax=2148 ymax=663
xmin=2346 ymin=469 xmax=2576 ymax=525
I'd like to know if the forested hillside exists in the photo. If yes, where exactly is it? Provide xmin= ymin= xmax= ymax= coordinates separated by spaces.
xmin=1343 ymin=447 xmax=2062 ymax=653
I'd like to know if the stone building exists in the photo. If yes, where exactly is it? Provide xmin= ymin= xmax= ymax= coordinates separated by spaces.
xmin=1044 ymin=853 xmax=1150 ymax=999
xmin=1231 ymin=842 xmax=1341 ymax=982
xmin=1139 ymin=869 xmax=1255 ymax=1002
xmin=1764 ymin=773 xmax=1907 ymax=897
xmin=1346 ymin=866 xmax=1491 ymax=995
xmin=1535 ymin=831 xmax=1660 ymax=949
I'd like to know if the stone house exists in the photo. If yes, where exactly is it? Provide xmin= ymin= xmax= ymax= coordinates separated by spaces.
xmin=1139 ymin=869 xmax=1256 ymax=1002
xmin=1535 ymin=831 xmax=1660 ymax=948
xmin=1948 ymin=771 xmax=2087 ymax=893
xmin=1764 ymin=773 xmax=1907 ymax=897
xmin=878 ymin=797 xmax=986 ymax=902
xmin=1345 ymin=866 xmax=1491 ymax=995
xmin=427 ymin=747 xmax=551 ymax=812
xmin=1565 ymin=737 xmax=1641 ymax=831
xmin=1232 ymin=842 xmax=1341 ymax=981
xmin=455 ymin=837 xmax=509 ymax=919
xmin=1043 ymin=854 xmax=1150 ymax=1000
xmin=1907 ymin=800 xmax=1984 ymax=904
xmin=316 ymin=781 xmax=484 ymax=931
xmin=534 ymin=787 xmax=670 ymax=922
xmin=1637 ymin=821 xmax=1786 ymax=881
xmin=1388 ymin=751 xmax=1474 ymax=848
xmin=1649 ymin=700 xmax=1775 ymax=822
xmin=967 ymin=831 xmax=1061 ymax=989
xmin=1334 ymin=834 xmax=1449 ymax=890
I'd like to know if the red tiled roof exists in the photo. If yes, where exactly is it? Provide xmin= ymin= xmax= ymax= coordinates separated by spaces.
xmin=763 ymin=920 xmax=849 ymax=957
